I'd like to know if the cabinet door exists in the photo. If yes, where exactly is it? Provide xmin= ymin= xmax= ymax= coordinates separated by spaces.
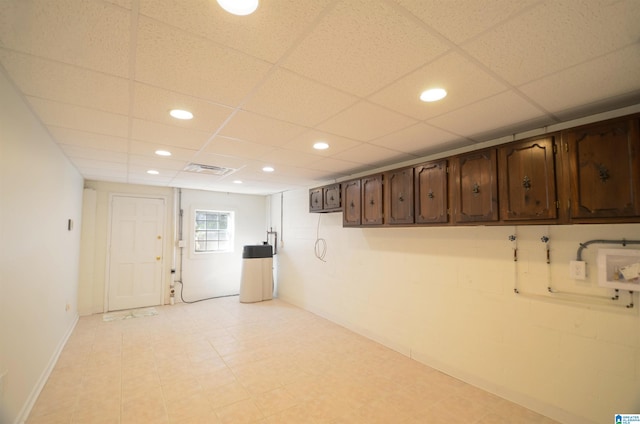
xmin=309 ymin=188 xmax=323 ymax=212
xmin=414 ymin=160 xmax=448 ymax=224
xmin=499 ymin=136 xmax=558 ymax=221
xmin=453 ymin=149 xmax=498 ymax=223
xmin=342 ymin=179 xmax=361 ymax=226
xmin=323 ymin=184 xmax=341 ymax=211
xmin=385 ymin=168 xmax=414 ymax=224
xmin=361 ymin=174 xmax=384 ymax=225
xmin=566 ymin=118 xmax=640 ymax=219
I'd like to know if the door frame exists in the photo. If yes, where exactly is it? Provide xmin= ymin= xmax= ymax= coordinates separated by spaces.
xmin=104 ymin=193 xmax=169 ymax=312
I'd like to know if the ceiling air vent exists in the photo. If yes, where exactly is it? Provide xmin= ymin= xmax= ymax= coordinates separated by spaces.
xmin=183 ymin=163 xmax=236 ymax=176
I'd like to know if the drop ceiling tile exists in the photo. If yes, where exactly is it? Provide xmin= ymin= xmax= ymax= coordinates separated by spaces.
xmin=393 ymin=0 xmax=539 ymax=44
xmin=27 ymin=97 xmax=129 ymax=137
xmin=519 ymin=44 xmax=640 ymax=115
xmin=135 ymin=17 xmax=272 ymax=107
xmin=72 ymin=157 xmax=127 ymax=172
xmin=337 ymin=143 xmax=416 ymax=166
xmin=133 ymin=83 xmax=234 ymax=132
xmin=281 ymin=0 xmax=449 ymax=97
xmin=60 ymin=144 xmax=128 ymax=163
xmin=139 ymin=0 xmax=333 ymax=63
xmin=257 ymin=148 xmax=321 ymax=167
xmin=282 ymin=130 xmax=362 ymax=156
xmin=128 ymin=155 xmax=187 ymax=171
xmin=131 ymin=119 xmax=212 ymax=150
xmin=0 ymin=0 xmax=130 ymax=77
xmin=129 ymin=140 xmax=198 ymax=161
xmin=369 ymin=52 xmax=508 ymax=120
xmin=218 ymin=111 xmax=307 ymax=147
xmin=426 ymin=91 xmax=547 ymax=141
xmin=463 ymin=0 xmax=640 ymax=85
xmin=48 ymin=126 xmax=129 ymax=152
xmin=203 ymin=136 xmax=276 ymax=160
xmin=0 ymin=50 xmax=130 ymax=115
xmin=369 ymin=123 xmax=463 ymax=154
xmin=317 ymin=101 xmax=417 ymax=142
xmin=128 ymin=175 xmax=175 ymax=186
xmin=307 ymin=157 xmax=362 ymax=175
xmin=242 ymin=68 xmax=358 ymax=127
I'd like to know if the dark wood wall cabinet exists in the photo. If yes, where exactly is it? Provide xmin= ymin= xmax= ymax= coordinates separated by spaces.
xmin=309 ymin=113 xmax=640 ymax=227
xmin=308 ymin=183 xmax=341 ymax=213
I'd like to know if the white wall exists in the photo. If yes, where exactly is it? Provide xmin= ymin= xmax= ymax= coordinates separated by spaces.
xmin=0 ymin=70 xmax=84 ymax=424
xmin=177 ymin=188 xmax=268 ymax=300
xmin=271 ymin=188 xmax=640 ymax=424
xmin=77 ymin=184 xmax=268 ymax=313
xmin=78 ymin=181 xmax=174 ymax=314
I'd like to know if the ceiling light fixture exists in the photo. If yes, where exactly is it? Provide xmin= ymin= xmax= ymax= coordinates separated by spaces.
xmin=169 ymin=109 xmax=193 ymax=120
xmin=262 ymin=166 xmax=274 ymax=172
xmin=233 ymin=180 xmax=243 ymax=184
xmin=155 ymin=150 xmax=172 ymax=157
xmin=420 ymin=88 xmax=447 ymax=102
xmin=147 ymin=170 xmax=159 ymax=175
xmin=216 ymin=0 xmax=259 ymax=16
xmin=313 ymin=142 xmax=329 ymax=150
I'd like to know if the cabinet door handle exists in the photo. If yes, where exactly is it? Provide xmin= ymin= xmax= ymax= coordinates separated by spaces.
xmin=350 ymin=201 xmax=355 ymax=208
xmin=472 ymin=182 xmax=480 ymax=194
xmin=598 ymin=165 xmax=610 ymax=182
xmin=370 ymin=199 xmax=375 ymax=206
xmin=398 ymin=192 xmax=404 ymax=202
xmin=522 ymin=175 xmax=531 ymax=190
xmin=428 ymin=190 xmax=434 ymax=199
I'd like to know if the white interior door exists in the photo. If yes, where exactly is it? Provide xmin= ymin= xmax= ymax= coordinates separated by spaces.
xmin=108 ymin=196 xmax=165 ymax=311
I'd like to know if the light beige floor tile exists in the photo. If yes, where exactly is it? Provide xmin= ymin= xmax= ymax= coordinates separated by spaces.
xmin=25 ymin=298 xmax=559 ymax=424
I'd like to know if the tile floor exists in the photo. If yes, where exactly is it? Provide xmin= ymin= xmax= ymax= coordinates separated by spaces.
xmin=26 ymin=297 xmax=559 ymax=424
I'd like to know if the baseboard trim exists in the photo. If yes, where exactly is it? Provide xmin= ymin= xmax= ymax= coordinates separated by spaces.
xmin=14 ymin=313 xmax=79 ymax=424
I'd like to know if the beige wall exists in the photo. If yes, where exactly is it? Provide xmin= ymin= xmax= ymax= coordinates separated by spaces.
xmin=0 ymin=70 xmax=84 ymax=424
xmin=271 ymin=188 xmax=640 ymax=424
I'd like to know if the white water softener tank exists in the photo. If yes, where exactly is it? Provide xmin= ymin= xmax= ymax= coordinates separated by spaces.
xmin=239 ymin=244 xmax=273 ymax=303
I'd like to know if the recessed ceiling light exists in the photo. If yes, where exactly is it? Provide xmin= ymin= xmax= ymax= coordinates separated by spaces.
xmin=262 ymin=166 xmax=274 ymax=173
xmin=155 ymin=150 xmax=172 ymax=157
xmin=313 ymin=142 xmax=329 ymax=150
xmin=420 ymin=88 xmax=447 ymax=102
xmin=233 ymin=180 xmax=243 ymax=184
xmin=217 ymin=0 xmax=258 ymax=15
xmin=147 ymin=170 xmax=159 ymax=175
xmin=169 ymin=109 xmax=193 ymax=120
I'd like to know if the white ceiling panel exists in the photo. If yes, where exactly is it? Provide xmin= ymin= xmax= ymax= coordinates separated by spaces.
xmin=2 ymin=0 xmax=639 ymax=195
xmin=318 ymin=102 xmax=417 ymax=142
xmin=48 ymin=127 xmax=129 ymax=152
xmin=0 ymin=50 xmax=129 ymax=115
xmin=462 ymin=0 xmax=640 ymax=86
xmin=519 ymin=44 xmax=640 ymax=115
xmin=138 ymin=0 xmax=333 ymax=64
xmin=27 ymin=97 xmax=129 ymax=138
xmin=218 ymin=111 xmax=307 ymax=147
xmin=369 ymin=52 xmax=508 ymax=120
xmin=203 ymin=136 xmax=276 ymax=160
xmin=426 ymin=91 xmax=550 ymax=141
xmin=337 ymin=143 xmax=417 ymax=167
xmin=131 ymin=119 xmax=212 ymax=150
xmin=132 ymin=83 xmax=234 ymax=132
xmin=393 ymin=0 xmax=539 ymax=44
xmin=0 ymin=0 xmax=130 ymax=77
xmin=282 ymin=130 xmax=362 ymax=156
xmin=369 ymin=123 xmax=466 ymax=155
xmin=242 ymin=68 xmax=358 ymax=127
xmin=281 ymin=0 xmax=450 ymax=97
xmin=135 ymin=17 xmax=272 ymax=107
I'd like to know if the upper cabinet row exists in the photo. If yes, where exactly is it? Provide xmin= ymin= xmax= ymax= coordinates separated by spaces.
xmin=310 ymin=114 xmax=640 ymax=227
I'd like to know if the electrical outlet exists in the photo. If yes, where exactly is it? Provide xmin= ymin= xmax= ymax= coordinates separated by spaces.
xmin=570 ymin=260 xmax=587 ymax=280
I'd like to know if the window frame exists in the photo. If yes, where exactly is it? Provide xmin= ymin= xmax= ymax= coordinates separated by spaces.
xmin=193 ymin=209 xmax=234 ymax=254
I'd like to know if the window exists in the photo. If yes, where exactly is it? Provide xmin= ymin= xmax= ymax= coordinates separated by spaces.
xmin=194 ymin=210 xmax=233 ymax=253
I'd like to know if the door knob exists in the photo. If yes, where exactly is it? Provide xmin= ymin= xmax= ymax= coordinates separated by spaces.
xmin=156 ymin=256 xmax=161 ymax=261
